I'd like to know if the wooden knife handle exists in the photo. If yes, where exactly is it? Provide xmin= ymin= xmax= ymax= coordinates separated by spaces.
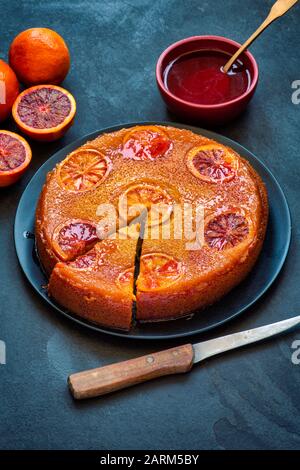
xmin=68 ymin=344 xmax=194 ymax=399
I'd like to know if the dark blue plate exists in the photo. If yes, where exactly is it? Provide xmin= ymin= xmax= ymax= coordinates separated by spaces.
xmin=14 ymin=122 xmax=291 ymax=340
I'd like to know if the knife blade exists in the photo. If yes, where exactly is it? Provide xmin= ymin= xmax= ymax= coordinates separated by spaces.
xmin=193 ymin=314 xmax=300 ymax=363
xmin=68 ymin=315 xmax=300 ymax=399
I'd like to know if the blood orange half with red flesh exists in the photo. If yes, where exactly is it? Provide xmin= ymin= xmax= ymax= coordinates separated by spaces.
xmin=0 ymin=130 xmax=31 ymax=187
xmin=186 ymin=143 xmax=238 ymax=183
xmin=122 ymin=125 xmax=172 ymax=160
xmin=12 ymin=85 xmax=76 ymax=142
xmin=52 ymin=219 xmax=99 ymax=261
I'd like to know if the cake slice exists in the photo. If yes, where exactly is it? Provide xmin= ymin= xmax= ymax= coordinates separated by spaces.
xmin=48 ymin=238 xmax=137 ymax=330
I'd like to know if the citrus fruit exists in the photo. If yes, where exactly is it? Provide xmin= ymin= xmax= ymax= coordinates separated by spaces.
xmin=57 ymin=148 xmax=111 ymax=191
xmin=122 ymin=125 xmax=172 ymax=160
xmin=69 ymin=249 xmax=99 ymax=270
xmin=116 ymin=267 xmax=135 ymax=293
xmin=0 ymin=60 xmax=19 ymax=122
xmin=9 ymin=28 xmax=70 ymax=86
xmin=0 ymin=130 xmax=31 ymax=187
xmin=118 ymin=182 xmax=174 ymax=227
xmin=12 ymin=85 xmax=76 ymax=142
xmin=204 ymin=210 xmax=253 ymax=251
xmin=118 ymin=253 xmax=184 ymax=292
xmin=186 ymin=143 xmax=238 ymax=183
xmin=68 ymin=241 xmax=115 ymax=270
xmin=52 ymin=219 xmax=99 ymax=261
xmin=137 ymin=253 xmax=184 ymax=291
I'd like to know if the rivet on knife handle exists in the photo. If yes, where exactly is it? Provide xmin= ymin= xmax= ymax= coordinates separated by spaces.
xmin=68 ymin=344 xmax=194 ymax=400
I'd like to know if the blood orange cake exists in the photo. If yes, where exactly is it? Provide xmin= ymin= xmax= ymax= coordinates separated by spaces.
xmin=35 ymin=125 xmax=268 ymax=330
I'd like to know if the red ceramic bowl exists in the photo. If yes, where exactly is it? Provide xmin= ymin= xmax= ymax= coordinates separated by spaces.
xmin=156 ymin=36 xmax=259 ymax=125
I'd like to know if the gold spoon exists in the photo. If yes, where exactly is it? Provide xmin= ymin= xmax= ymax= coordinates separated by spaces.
xmin=223 ymin=0 xmax=298 ymax=73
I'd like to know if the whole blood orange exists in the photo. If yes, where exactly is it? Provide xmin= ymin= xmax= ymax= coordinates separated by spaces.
xmin=0 ymin=130 xmax=31 ymax=187
xmin=9 ymin=28 xmax=70 ymax=86
xmin=0 ymin=60 xmax=19 ymax=122
xmin=12 ymin=85 xmax=76 ymax=142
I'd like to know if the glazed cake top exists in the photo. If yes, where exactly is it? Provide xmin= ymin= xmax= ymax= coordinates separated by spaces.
xmin=37 ymin=124 xmax=268 ymax=293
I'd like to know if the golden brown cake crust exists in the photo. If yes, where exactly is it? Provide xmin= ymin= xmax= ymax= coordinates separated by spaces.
xmin=36 ymin=125 xmax=268 ymax=330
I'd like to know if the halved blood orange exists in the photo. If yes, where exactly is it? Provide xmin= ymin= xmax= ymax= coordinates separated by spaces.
xmin=118 ymin=182 xmax=174 ymax=227
xmin=186 ymin=143 xmax=238 ymax=183
xmin=52 ymin=219 xmax=99 ymax=261
xmin=118 ymin=253 xmax=184 ymax=293
xmin=204 ymin=210 xmax=254 ymax=251
xmin=122 ymin=125 xmax=172 ymax=160
xmin=57 ymin=148 xmax=112 ymax=192
xmin=12 ymin=85 xmax=76 ymax=142
xmin=0 ymin=130 xmax=32 ymax=187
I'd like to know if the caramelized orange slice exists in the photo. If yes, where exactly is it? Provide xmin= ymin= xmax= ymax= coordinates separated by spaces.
xmin=68 ymin=241 xmax=116 ymax=270
xmin=138 ymin=253 xmax=184 ymax=291
xmin=118 ymin=253 xmax=184 ymax=293
xmin=118 ymin=182 xmax=174 ymax=227
xmin=186 ymin=143 xmax=238 ymax=183
xmin=116 ymin=267 xmax=135 ymax=293
xmin=122 ymin=125 xmax=172 ymax=160
xmin=52 ymin=219 xmax=99 ymax=261
xmin=68 ymin=249 xmax=99 ymax=270
xmin=204 ymin=210 xmax=254 ymax=251
xmin=57 ymin=148 xmax=112 ymax=191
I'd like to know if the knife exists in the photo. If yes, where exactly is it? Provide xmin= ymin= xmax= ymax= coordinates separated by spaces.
xmin=68 ymin=315 xmax=300 ymax=399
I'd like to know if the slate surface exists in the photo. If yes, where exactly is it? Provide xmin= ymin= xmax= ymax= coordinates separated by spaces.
xmin=1 ymin=0 xmax=300 ymax=450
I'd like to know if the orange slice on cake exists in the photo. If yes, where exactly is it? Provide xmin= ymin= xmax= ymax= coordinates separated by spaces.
xmin=52 ymin=219 xmax=99 ymax=261
xmin=122 ymin=125 xmax=172 ymax=160
xmin=118 ymin=253 xmax=184 ymax=293
xmin=204 ymin=209 xmax=255 ymax=255
xmin=118 ymin=181 xmax=174 ymax=228
xmin=186 ymin=143 xmax=238 ymax=183
xmin=57 ymin=148 xmax=112 ymax=192
xmin=67 ymin=240 xmax=116 ymax=270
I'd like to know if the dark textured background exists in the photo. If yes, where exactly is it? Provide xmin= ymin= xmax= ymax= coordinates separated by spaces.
xmin=1 ymin=0 xmax=300 ymax=450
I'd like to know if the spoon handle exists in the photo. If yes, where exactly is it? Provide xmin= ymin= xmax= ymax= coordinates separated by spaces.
xmin=223 ymin=0 xmax=298 ymax=73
